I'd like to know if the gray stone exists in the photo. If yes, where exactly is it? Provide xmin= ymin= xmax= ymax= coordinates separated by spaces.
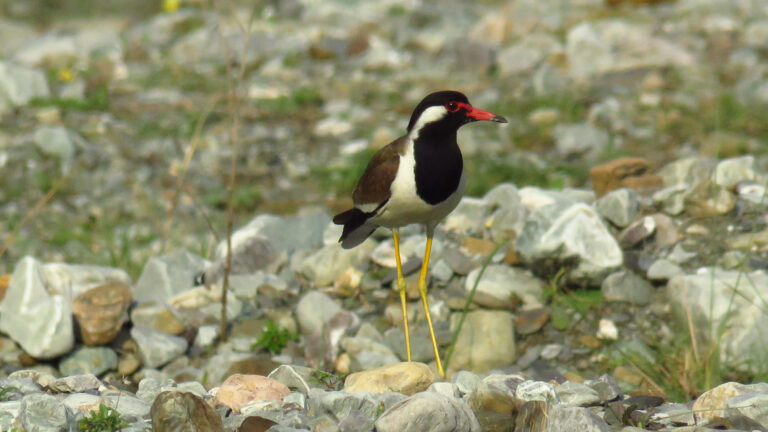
xmin=192 ymin=324 xmax=219 ymax=350
xmin=296 ymin=291 xmax=343 ymax=335
xmin=546 ymin=405 xmax=611 ymax=431
xmin=453 ymin=370 xmax=482 ymax=396
xmin=59 ymin=346 xmax=118 ymax=376
xmin=42 ymin=262 xmax=131 ymax=300
xmin=618 ymin=216 xmax=656 ymax=248
xmin=309 ymin=391 xmax=405 ymax=424
xmin=222 ymin=212 xmax=330 ymax=255
xmin=652 ymin=185 xmax=689 ymax=215
xmin=442 ymin=248 xmax=474 ymax=275
xmin=713 ymin=155 xmax=759 ymax=189
xmin=555 ymin=381 xmax=601 ymax=407
xmin=48 ymin=374 xmax=101 ymax=393
xmin=134 ymin=251 xmax=208 ymax=303
xmin=131 ymin=326 xmax=188 ymax=369
xmin=647 ymin=259 xmax=683 ymax=282
xmin=595 ymin=188 xmax=639 ymax=228
xmin=516 ymin=202 xmax=623 ymax=284
xmin=0 ymin=61 xmax=50 ymax=109
xmin=430 ymin=260 xmax=453 ymax=283
xmin=33 ymin=126 xmax=76 ymax=162
xmin=667 ymin=268 xmax=768 ymax=374
xmin=300 ymin=241 xmax=376 ymax=287
xmin=340 ymin=336 xmax=400 ymax=370
xmin=585 ymin=374 xmax=622 ymax=403
xmin=103 ymin=394 xmax=151 ymax=422
xmin=658 ymin=157 xmax=714 ymax=188
xmin=601 ymin=270 xmax=654 ymax=305
xmin=427 ymin=382 xmax=460 ymax=398
xmin=515 ymin=380 xmax=559 ymax=404
xmin=20 ymin=393 xmax=72 ymax=432
xmin=150 ymin=390 xmax=223 ymax=432
xmin=375 ymin=391 xmax=481 ymax=432
xmin=384 ymin=326 xmax=449 ymax=364
xmin=268 ymin=365 xmax=313 ymax=395
xmin=199 ymin=235 xmax=276 ymax=284
xmin=443 ymin=197 xmax=491 ymax=233
xmin=449 ymin=310 xmax=515 ymax=372
xmin=553 ymin=122 xmax=609 ymax=159
xmin=725 ymin=391 xmax=768 ymax=430
xmin=465 ymin=264 xmax=543 ymax=309
xmin=649 ymin=402 xmax=695 ymax=426
xmin=485 ymin=184 xmax=528 ymax=239
xmin=0 ymin=256 xmax=74 ymax=359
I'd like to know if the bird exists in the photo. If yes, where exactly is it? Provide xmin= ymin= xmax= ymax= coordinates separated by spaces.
xmin=332 ymin=90 xmax=507 ymax=377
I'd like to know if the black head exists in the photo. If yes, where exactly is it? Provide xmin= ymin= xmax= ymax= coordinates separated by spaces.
xmin=406 ymin=90 xmax=507 ymax=134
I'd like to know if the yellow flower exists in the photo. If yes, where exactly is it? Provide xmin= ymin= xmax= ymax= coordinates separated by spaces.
xmin=163 ymin=0 xmax=181 ymax=13
xmin=57 ymin=68 xmax=74 ymax=83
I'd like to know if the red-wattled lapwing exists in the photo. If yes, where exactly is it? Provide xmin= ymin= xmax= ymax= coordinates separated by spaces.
xmin=333 ymin=91 xmax=507 ymax=377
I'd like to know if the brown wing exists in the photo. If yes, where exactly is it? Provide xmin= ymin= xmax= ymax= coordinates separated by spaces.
xmin=352 ymin=136 xmax=406 ymax=208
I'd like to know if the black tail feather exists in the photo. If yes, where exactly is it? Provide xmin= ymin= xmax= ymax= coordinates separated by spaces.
xmin=333 ymin=208 xmax=377 ymax=248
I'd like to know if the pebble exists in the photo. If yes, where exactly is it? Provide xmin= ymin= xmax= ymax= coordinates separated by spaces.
xmin=344 ymin=362 xmax=433 ymax=395
xmin=214 ymin=374 xmax=290 ymax=413
xmin=375 ymin=392 xmax=481 ymax=432
xmin=449 ymin=310 xmax=516 ymax=373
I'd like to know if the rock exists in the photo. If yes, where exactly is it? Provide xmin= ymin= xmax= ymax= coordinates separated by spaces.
xmin=130 ymin=326 xmax=188 ymax=369
xmin=589 ymin=158 xmax=661 ymax=198
xmin=516 ymin=380 xmax=559 ymax=404
xmin=151 ymin=390 xmax=223 ymax=432
xmin=267 ymin=365 xmax=312 ymax=395
xmin=375 ymin=391 xmax=481 ymax=432
xmin=449 ymin=310 xmax=515 ymax=373
xmin=468 ymin=374 xmax=525 ymax=414
xmin=0 ymin=256 xmax=73 ymax=359
xmin=647 ymin=259 xmax=682 ymax=282
xmin=515 ymin=202 xmax=623 ymax=284
xmin=442 ymin=248 xmax=474 ymax=275
xmin=555 ymin=381 xmax=601 ymax=407
xmin=713 ymin=155 xmax=759 ymax=189
xmin=344 ymin=362 xmax=433 ymax=395
xmin=0 ymin=61 xmax=50 ymax=108
xmin=693 ymin=382 xmax=761 ymax=422
xmin=724 ymin=391 xmax=768 ymax=430
xmin=199 ymin=236 xmax=276 ymax=285
xmin=546 ymin=405 xmax=611 ymax=431
xmin=428 ymin=382 xmax=460 ymax=398
xmin=443 ymin=197 xmax=491 ymax=233
xmin=484 ymin=184 xmax=528 ymax=240
xmin=215 ymin=374 xmax=290 ymax=413
xmin=295 ymin=291 xmax=343 ymax=336
xmin=33 ymin=127 xmax=80 ymax=168
xmin=130 ymin=304 xmax=186 ymax=335
xmin=48 ymin=374 xmax=101 ymax=393
xmin=600 ymin=270 xmax=653 ymax=305
xmin=585 ymin=375 xmax=622 ymax=403
xmin=684 ymin=180 xmax=735 ymax=217
xmin=20 ymin=393 xmax=71 ymax=432
xmin=340 ymin=336 xmax=400 ymax=370
xmin=136 ymin=378 xmax=207 ymax=403
xmin=658 ymin=157 xmax=714 ymax=188
xmin=59 ymin=346 xmax=118 ymax=376
xmin=134 ymin=251 xmax=208 ymax=303
xmin=454 ymin=370 xmax=482 ymax=396
xmin=299 ymin=241 xmax=376 ymax=287
xmin=222 ymin=213 xmax=330 ymax=256
xmin=594 ymin=188 xmax=639 ymax=228
xmin=553 ymin=122 xmax=609 ymax=160
xmin=72 ymin=281 xmax=132 ymax=345
xmin=515 ymin=308 xmax=550 ymax=335
xmin=465 ymin=264 xmax=543 ymax=309
xmin=308 ymin=391 xmax=406 ymax=426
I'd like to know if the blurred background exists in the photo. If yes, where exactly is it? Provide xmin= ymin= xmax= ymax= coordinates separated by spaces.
xmin=2 ymin=0 xmax=768 ymax=275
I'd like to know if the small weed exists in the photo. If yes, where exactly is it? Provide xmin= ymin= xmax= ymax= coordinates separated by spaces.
xmin=30 ymin=85 xmax=110 ymax=112
xmin=0 ymin=386 xmax=18 ymax=401
xmin=309 ymin=370 xmax=346 ymax=391
xmin=254 ymin=321 xmax=298 ymax=354
xmin=310 ymin=148 xmax=378 ymax=195
xmin=78 ymin=403 xmax=128 ymax=432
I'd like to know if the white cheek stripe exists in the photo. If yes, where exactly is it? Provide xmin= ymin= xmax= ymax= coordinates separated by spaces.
xmin=409 ymin=106 xmax=447 ymax=140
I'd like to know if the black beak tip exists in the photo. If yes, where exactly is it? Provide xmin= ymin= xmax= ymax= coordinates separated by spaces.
xmin=492 ymin=115 xmax=508 ymax=124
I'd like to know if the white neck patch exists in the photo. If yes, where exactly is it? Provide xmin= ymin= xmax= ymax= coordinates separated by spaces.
xmin=409 ymin=105 xmax=447 ymax=140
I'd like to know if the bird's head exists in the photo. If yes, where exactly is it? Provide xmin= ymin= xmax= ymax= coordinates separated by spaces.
xmin=407 ymin=90 xmax=507 ymax=137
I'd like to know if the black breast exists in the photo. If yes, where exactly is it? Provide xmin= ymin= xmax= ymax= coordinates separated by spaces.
xmin=413 ymin=128 xmax=463 ymax=205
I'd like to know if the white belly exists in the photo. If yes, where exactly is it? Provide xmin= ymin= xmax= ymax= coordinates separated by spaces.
xmin=372 ymin=141 xmax=465 ymax=229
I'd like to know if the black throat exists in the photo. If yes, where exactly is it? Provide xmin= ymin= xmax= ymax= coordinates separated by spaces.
xmin=412 ymin=123 xmax=463 ymax=205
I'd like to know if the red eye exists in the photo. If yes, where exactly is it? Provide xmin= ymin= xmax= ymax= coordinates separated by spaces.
xmin=446 ymin=102 xmax=460 ymax=113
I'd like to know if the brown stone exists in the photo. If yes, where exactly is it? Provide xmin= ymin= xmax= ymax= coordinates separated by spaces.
xmin=344 ymin=362 xmax=434 ymax=395
xmin=589 ymin=157 xmax=662 ymax=198
xmin=515 ymin=308 xmax=550 ymax=335
xmin=72 ymin=281 xmax=132 ymax=345
xmin=215 ymin=374 xmax=290 ymax=413
xmin=684 ymin=180 xmax=736 ymax=217
xmin=151 ymin=390 xmax=223 ymax=432
xmin=579 ymin=334 xmax=602 ymax=349
xmin=238 ymin=416 xmax=278 ymax=432
xmin=0 ymin=274 xmax=11 ymax=302
xmin=463 ymin=237 xmax=497 ymax=256
xmin=514 ymin=401 xmax=549 ymax=432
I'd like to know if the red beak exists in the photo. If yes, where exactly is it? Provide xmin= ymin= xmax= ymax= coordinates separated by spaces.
xmin=466 ymin=107 xmax=508 ymax=123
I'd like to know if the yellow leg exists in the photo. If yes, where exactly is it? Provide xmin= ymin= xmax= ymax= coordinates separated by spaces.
xmin=418 ymin=235 xmax=445 ymax=378
xmin=393 ymin=229 xmax=411 ymax=362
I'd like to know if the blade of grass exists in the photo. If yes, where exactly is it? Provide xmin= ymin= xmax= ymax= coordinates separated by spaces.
xmin=444 ymin=238 xmax=509 ymax=370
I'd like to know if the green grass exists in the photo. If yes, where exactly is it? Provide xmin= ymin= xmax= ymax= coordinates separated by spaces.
xmin=253 ymin=320 xmax=299 ymax=354
xmin=30 ymin=85 xmax=111 ymax=113
xmin=78 ymin=404 xmax=128 ymax=432
xmin=310 ymin=147 xmax=378 ymax=196
xmin=257 ymin=85 xmax=324 ymax=116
